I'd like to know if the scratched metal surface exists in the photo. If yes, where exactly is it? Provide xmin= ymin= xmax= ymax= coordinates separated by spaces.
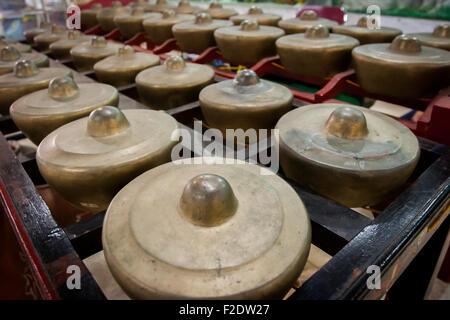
xmin=0 ymin=52 xmax=447 ymax=300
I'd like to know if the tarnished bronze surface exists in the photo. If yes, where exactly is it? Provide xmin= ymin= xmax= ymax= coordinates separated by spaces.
xmin=200 ymin=69 xmax=292 ymax=138
xmin=70 ymin=36 xmax=123 ymax=72
xmin=214 ymin=20 xmax=285 ymax=65
xmin=0 ymin=60 xmax=72 ymax=115
xmin=81 ymin=3 xmax=102 ymax=30
xmin=102 ymin=157 xmax=311 ymax=299
xmin=144 ymin=0 xmax=176 ymax=13
xmin=94 ymin=45 xmax=160 ymax=87
xmin=278 ymin=10 xmax=338 ymax=34
xmin=24 ymin=22 xmax=51 ymax=44
xmin=33 ymin=25 xmax=67 ymax=51
xmin=276 ymin=25 xmax=359 ymax=78
xmin=408 ymin=24 xmax=450 ymax=50
xmin=114 ymin=7 xmax=161 ymax=39
xmin=201 ymin=2 xmax=237 ymax=20
xmin=276 ymin=104 xmax=420 ymax=207
xmin=97 ymin=1 xmax=130 ymax=32
xmin=173 ymin=12 xmax=232 ymax=53
xmin=143 ymin=10 xmax=194 ymax=44
xmin=333 ymin=16 xmax=402 ymax=45
xmin=352 ymin=35 xmax=450 ymax=99
xmin=230 ymin=6 xmax=282 ymax=27
xmin=10 ymin=77 xmax=119 ymax=145
xmin=0 ymin=46 xmax=49 ymax=75
xmin=175 ymin=1 xmax=200 ymax=14
xmin=136 ymin=55 xmax=214 ymax=109
xmin=49 ymin=30 xmax=93 ymax=60
xmin=37 ymin=106 xmax=179 ymax=212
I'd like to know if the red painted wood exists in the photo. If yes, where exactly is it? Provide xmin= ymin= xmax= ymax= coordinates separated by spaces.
xmin=314 ymin=69 xmax=357 ymax=102
xmin=417 ymin=89 xmax=450 ymax=146
xmin=192 ymin=46 xmax=221 ymax=64
xmin=124 ymin=32 xmax=157 ymax=51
